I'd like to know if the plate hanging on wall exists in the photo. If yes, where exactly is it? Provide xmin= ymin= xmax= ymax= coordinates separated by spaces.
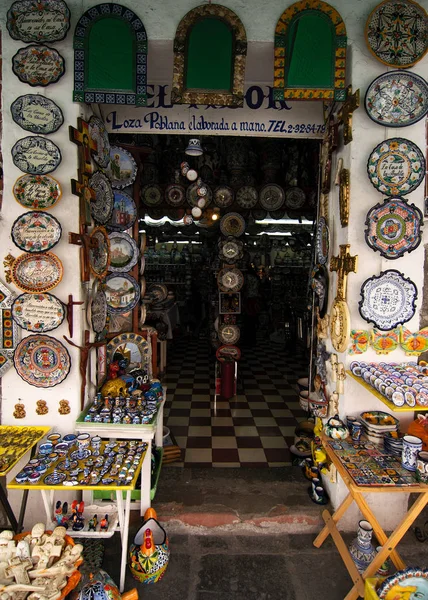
xmin=88 ymin=285 xmax=108 ymax=335
xmin=104 ymin=273 xmax=140 ymax=315
xmin=12 ymin=45 xmax=65 ymax=86
xmin=88 ymin=171 xmax=114 ymax=225
xmin=364 ymin=197 xmax=423 ymax=259
xmin=217 ymin=267 xmax=244 ymax=293
xmin=88 ymin=116 xmax=110 ymax=169
xmin=365 ymin=71 xmax=428 ymax=127
xmin=88 ymin=227 xmax=110 ymax=280
xmin=220 ymin=212 xmax=246 ymax=237
xmin=13 ymin=334 xmax=71 ymax=388
xmin=105 ymin=191 xmax=137 ymax=233
xmin=11 ymin=211 xmax=62 ymax=253
xmin=218 ymin=237 xmax=244 ymax=264
xmin=259 ymin=184 xmax=285 ymax=211
xmin=187 ymin=182 xmax=213 ymax=207
xmin=365 ymin=0 xmax=428 ymax=68
xmin=11 ymin=95 xmax=64 ymax=134
xmin=13 ymin=174 xmax=62 ymax=210
xmin=315 ymin=217 xmax=329 ymax=265
xmin=105 ymin=146 xmax=137 ymax=189
xmin=165 ymin=184 xmax=186 ymax=207
xmin=12 ymin=292 xmax=65 ymax=332
xmin=367 ymin=138 xmax=425 ymax=196
xmin=12 ymin=136 xmax=61 ymax=174
xmin=108 ymin=232 xmax=139 ymax=273
xmin=214 ymin=185 xmax=234 ymax=208
xmin=359 ymin=269 xmax=418 ymax=330
xmin=141 ymin=184 xmax=163 ymax=207
xmin=284 ymin=186 xmax=306 ymax=210
xmin=218 ymin=324 xmax=240 ymax=345
xmin=10 ymin=252 xmax=63 ymax=293
xmin=7 ymin=0 xmax=71 ymax=43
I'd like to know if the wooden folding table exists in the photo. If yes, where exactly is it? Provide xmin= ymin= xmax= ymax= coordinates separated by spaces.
xmin=313 ymin=433 xmax=428 ymax=600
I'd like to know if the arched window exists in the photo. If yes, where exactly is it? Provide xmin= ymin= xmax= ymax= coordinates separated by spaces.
xmin=274 ymin=0 xmax=347 ymax=101
xmin=172 ymin=4 xmax=247 ymax=107
xmin=73 ymin=4 xmax=148 ymax=106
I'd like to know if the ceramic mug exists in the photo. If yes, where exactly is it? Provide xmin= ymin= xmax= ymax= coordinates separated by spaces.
xmin=401 ymin=435 xmax=423 ymax=471
xmin=416 ymin=450 xmax=428 ymax=483
xmin=350 ymin=421 xmax=363 ymax=442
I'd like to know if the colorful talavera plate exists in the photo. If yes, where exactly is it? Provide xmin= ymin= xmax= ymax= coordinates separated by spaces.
xmin=13 ymin=174 xmax=62 ymax=210
xmin=107 ymin=332 xmax=150 ymax=375
xmin=11 ymin=211 xmax=62 ymax=253
xmin=12 ymin=292 xmax=65 ymax=332
xmin=104 ymin=273 xmax=140 ymax=315
xmin=217 ymin=267 xmax=244 ymax=293
xmin=11 ymin=95 xmax=64 ymax=134
xmin=365 ymin=0 xmax=428 ymax=68
xmin=165 ymin=184 xmax=186 ymax=207
xmin=88 ymin=286 xmax=108 ymax=334
xmin=218 ymin=324 xmax=240 ymax=345
xmin=106 ymin=146 xmax=137 ymax=189
xmin=88 ymin=171 xmax=114 ymax=225
xmin=13 ymin=334 xmax=71 ymax=388
xmin=364 ymin=197 xmax=423 ymax=259
xmin=367 ymin=138 xmax=425 ymax=196
xmin=187 ymin=182 xmax=213 ymax=207
xmin=219 ymin=237 xmax=244 ymax=264
xmin=11 ymin=252 xmax=63 ymax=293
xmin=359 ymin=269 xmax=418 ymax=331
xmin=88 ymin=116 xmax=110 ymax=169
xmin=88 ymin=227 xmax=110 ymax=280
xmin=105 ymin=191 xmax=137 ymax=233
xmin=214 ymin=186 xmax=234 ymax=208
xmin=108 ymin=232 xmax=139 ymax=273
xmin=7 ymin=0 xmax=71 ymax=43
xmin=377 ymin=567 xmax=428 ymax=599
xmin=365 ymin=71 xmax=428 ymax=127
xmin=12 ymin=136 xmax=61 ymax=175
xmin=315 ymin=217 xmax=329 ymax=265
xmin=220 ymin=212 xmax=245 ymax=237
xmin=12 ymin=45 xmax=65 ymax=86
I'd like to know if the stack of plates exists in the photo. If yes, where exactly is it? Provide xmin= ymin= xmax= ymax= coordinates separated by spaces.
xmin=360 ymin=411 xmax=399 ymax=445
xmin=383 ymin=432 xmax=404 ymax=457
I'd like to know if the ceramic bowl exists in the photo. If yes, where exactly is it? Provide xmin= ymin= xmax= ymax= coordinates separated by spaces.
xmin=28 ymin=472 xmax=41 ymax=484
xmin=15 ymin=471 xmax=27 ymax=483
xmin=63 ymin=434 xmax=77 ymax=447
xmin=47 ymin=433 xmax=61 ymax=445
xmin=39 ymin=443 xmax=53 ymax=455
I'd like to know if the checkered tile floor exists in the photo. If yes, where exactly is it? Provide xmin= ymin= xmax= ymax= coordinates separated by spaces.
xmin=163 ymin=338 xmax=309 ymax=467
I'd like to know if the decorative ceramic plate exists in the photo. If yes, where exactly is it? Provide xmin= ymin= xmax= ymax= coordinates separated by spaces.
xmin=218 ymin=324 xmax=240 ymax=345
xmin=220 ymin=213 xmax=246 ymax=237
xmin=12 ymin=136 xmax=61 ymax=175
xmin=216 ymin=345 xmax=241 ymax=362
xmin=187 ymin=182 xmax=213 ymax=207
xmin=365 ymin=0 xmax=428 ymax=68
xmin=365 ymin=71 xmax=428 ymax=127
xmin=315 ymin=217 xmax=329 ymax=265
xmin=11 ymin=252 xmax=63 ymax=293
xmin=165 ymin=184 xmax=186 ymax=207
xmin=13 ymin=174 xmax=61 ymax=210
xmin=106 ymin=146 xmax=137 ymax=189
xmin=108 ymin=232 xmax=139 ymax=273
xmin=285 ymin=186 xmax=306 ymax=209
xmin=106 ymin=332 xmax=150 ymax=373
xmin=13 ymin=334 xmax=70 ymax=388
xmin=104 ymin=273 xmax=140 ymax=315
xmin=88 ymin=116 xmax=110 ymax=169
xmin=105 ymin=191 xmax=137 ymax=233
xmin=89 ymin=287 xmax=107 ymax=334
xmin=219 ymin=237 xmax=244 ymax=263
xmin=11 ymin=95 xmax=63 ymax=134
xmin=378 ymin=567 xmax=428 ymax=599
xmin=88 ymin=171 xmax=114 ymax=225
xmin=141 ymin=184 xmax=163 ymax=207
xmin=11 ymin=211 xmax=61 ymax=255
xmin=367 ymin=138 xmax=425 ymax=196
xmin=7 ymin=0 xmax=70 ymax=42
xmin=364 ymin=197 xmax=423 ymax=259
xmin=236 ymin=186 xmax=258 ymax=209
xmin=214 ymin=186 xmax=234 ymax=208
xmin=147 ymin=283 xmax=168 ymax=303
xmin=311 ymin=265 xmax=329 ymax=318
xmin=359 ymin=269 xmax=418 ymax=330
xmin=12 ymin=292 xmax=65 ymax=332
xmin=89 ymin=227 xmax=110 ymax=280
xmin=217 ymin=267 xmax=244 ymax=293
xmin=12 ymin=45 xmax=65 ymax=86
xmin=259 ymin=184 xmax=285 ymax=211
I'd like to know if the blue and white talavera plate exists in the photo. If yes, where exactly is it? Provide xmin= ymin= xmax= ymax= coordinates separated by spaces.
xmin=12 ymin=136 xmax=61 ymax=174
xmin=378 ymin=567 xmax=428 ymax=599
xmin=11 ymin=95 xmax=64 ymax=134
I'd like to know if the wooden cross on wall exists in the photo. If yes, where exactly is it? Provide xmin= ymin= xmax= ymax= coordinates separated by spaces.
xmin=321 ymin=115 xmax=339 ymax=194
xmin=338 ymin=85 xmax=360 ymax=145
xmin=330 ymin=244 xmax=358 ymax=302
xmin=71 ymin=168 xmax=96 ymax=226
xmin=69 ymin=117 xmax=97 ymax=174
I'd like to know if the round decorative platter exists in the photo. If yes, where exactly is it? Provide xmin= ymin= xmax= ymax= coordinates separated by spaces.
xmin=359 ymin=269 xmax=417 ymax=331
xmin=12 ymin=136 xmax=61 ymax=175
xmin=187 ymin=182 xmax=213 ymax=207
xmin=88 ymin=227 xmax=110 ymax=280
xmin=214 ymin=186 xmax=234 ymax=208
xmin=88 ymin=287 xmax=107 ymax=334
xmin=367 ymin=138 xmax=425 ymax=196
xmin=219 ymin=237 xmax=244 ymax=263
xmin=236 ymin=186 xmax=258 ymax=209
xmin=216 ymin=345 xmax=241 ymax=362
xmin=220 ymin=212 xmax=246 ymax=237
xmin=12 ymin=292 xmax=65 ymax=332
xmin=104 ymin=273 xmax=140 ymax=315
xmin=11 ymin=211 xmax=61 ymax=253
xmin=147 ymin=283 xmax=168 ymax=303
xmin=88 ymin=116 xmax=110 ymax=169
xmin=311 ymin=265 xmax=329 ymax=318
xmin=218 ymin=324 xmax=240 ymax=345
xmin=106 ymin=146 xmax=137 ymax=189
xmin=106 ymin=332 xmax=149 ymax=372
xmin=88 ymin=171 xmax=114 ymax=225
xmin=165 ymin=184 xmax=186 ymax=207
xmin=105 ymin=191 xmax=137 ymax=233
xmin=13 ymin=174 xmax=61 ymax=210
xmin=11 ymin=95 xmax=64 ymax=134
xmin=13 ymin=334 xmax=71 ymax=388
xmin=364 ymin=197 xmax=423 ymax=259
xmin=259 ymin=184 xmax=285 ymax=211
xmin=217 ymin=267 xmax=244 ymax=293
xmin=7 ymin=0 xmax=71 ymax=43
xmin=285 ymin=186 xmax=306 ymax=210
xmin=365 ymin=71 xmax=428 ymax=127
xmin=12 ymin=45 xmax=65 ymax=86
xmin=315 ymin=217 xmax=329 ymax=265
xmin=108 ymin=232 xmax=139 ymax=273
xmin=141 ymin=184 xmax=163 ymax=207
xmin=11 ymin=252 xmax=63 ymax=293
xmin=365 ymin=0 xmax=428 ymax=68
xmin=377 ymin=567 xmax=428 ymax=599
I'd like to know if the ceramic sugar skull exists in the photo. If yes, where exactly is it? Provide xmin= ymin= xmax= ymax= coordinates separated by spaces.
xmin=78 ymin=570 xmax=137 ymax=600
xmin=128 ymin=508 xmax=169 ymax=584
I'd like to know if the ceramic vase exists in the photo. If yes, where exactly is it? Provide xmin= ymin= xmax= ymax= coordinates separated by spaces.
xmin=402 ymin=435 xmax=423 ymax=471
xmin=349 ymin=520 xmax=377 ymax=574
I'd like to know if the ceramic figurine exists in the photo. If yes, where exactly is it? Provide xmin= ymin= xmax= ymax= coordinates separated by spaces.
xmin=88 ymin=515 xmax=98 ymax=532
xmin=78 ymin=569 xmax=138 ymax=600
xmin=128 ymin=508 xmax=169 ymax=584
xmin=100 ymin=515 xmax=109 ymax=532
xmin=324 ymin=415 xmax=349 ymax=440
xmin=349 ymin=520 xmax=377 ymax=574
xmin=58 ymin=400 xmax=71 ymax=415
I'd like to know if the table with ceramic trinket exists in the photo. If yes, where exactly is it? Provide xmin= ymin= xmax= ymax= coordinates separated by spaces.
xmin=314 ymin=433 xmax=428 ymax=599
xmin=8 ymin=436 xmax=147 ymax=592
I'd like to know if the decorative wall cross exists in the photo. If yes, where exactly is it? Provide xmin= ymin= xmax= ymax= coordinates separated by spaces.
xmin=338 ymin=85 xmax=360 ymax=145
xmin=0 ymin=279 xmax=18 ymax=377
xmin=69 ymin=118 xmax=97 ymax=174
xmin=330 ymin=244 xmax=358 ymax=301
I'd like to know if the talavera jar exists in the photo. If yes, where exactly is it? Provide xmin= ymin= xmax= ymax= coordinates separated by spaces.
xmin=349 ymin=520 xmax=377 ymax=573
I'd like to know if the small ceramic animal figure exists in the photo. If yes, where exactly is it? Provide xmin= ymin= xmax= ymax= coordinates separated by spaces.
xmin=88 ymin=515 xmax=98 ymax=532
xmin=77 ymin=570 xmax=138 ymax=600
xmin=128 ymin=508 xmax=170 ymax=584
xmin=100 ymin=515 xmax=109 ymax=531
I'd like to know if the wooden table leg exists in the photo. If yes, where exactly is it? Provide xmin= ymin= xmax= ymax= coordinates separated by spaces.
xmin=314 ymin=491 xmax=354 ymax=548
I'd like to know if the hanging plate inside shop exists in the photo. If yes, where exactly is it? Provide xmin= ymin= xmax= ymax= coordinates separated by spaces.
xmin=216 ymin=345 xmax=241 ymax=362
xmin=251 ymin=209 xmax=267 ymax=221
xmin=11 ymin=95 xmax=64 ymax=134
xmin=104 ymin=273 xmax=140 ymax=315
xmin=365 ymin=0 xmax=428 ymax=68
xmin=187 ymin=182 xmax=213 ymax=207
xmin=88 ymin=226 xmax=110 ymax=280
xmin=364 ymin=197 xmax=423 ymax=259
xmin=11 ymin=211 xmax=62 ymax=253
xmin=12 ymin=45 xmax=65 ymax=86
xmin=108 ymin=232 xmax=139 ymax=273
xmin=367 ymin=138 xmax=425 ymax=196
xmin=214 ymin=185 xmax=234 ymax=208
xmin=284 ymin=186 xmax=306 ymax=210
xmin=259 ymin=184 xmax=285 ymax=211
xmin=11 ymin=252 xmax=63 ymax=293
xmin=236 ymin=185 xmax=258 ymax=209
xmin=13 ymin=334 xmax=71 ymax=388
xmin=105 ymin=146 xmax=137 ymax=189
xmin=311 ymin=265 xmax=329 ymax=318
xmin=217 ymin=267 xmax=244 ymax=293
xmin=165 ymin=184 xmax=186 ymax=207
xmin=359 ymin=269 xmax=418 ymax=331
xmin=88 ymin=170 xmax=114 ymax=225
xmin=12 ymin=136 xmax=61 ymax=175
xmin=12 ymin=292 xmax=65 ymax=332
xmin=147 ymin=283 xmax=168 ymax=303
xmin=220 ymin=212 xmax=246 ymax=237
xmin=315 ymin=217 xmax=329 ymax=265
xmin=218 ymin=237 xmax=244 ymax=264
xmin=141 ymin=184 xmax=163 ymax=207
xmin=13 ymin=173 xmax=62 ymax=210
xmin=365 ymin=71 xmax=428 ymax=127
xmin=218 ymin=324 xmax=240 ymax=345
xmin=88 ymin=285 xmax=108 ymax=334
xmin=7 ymin=0 xmax=71 ymax=43
xmin=105 ymin=191 xmax=137 ymax=233
xmin=106 ymin=332 xmax=150 ymax=375
xmin=88 ymin=115 xmax=111 ymax=169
